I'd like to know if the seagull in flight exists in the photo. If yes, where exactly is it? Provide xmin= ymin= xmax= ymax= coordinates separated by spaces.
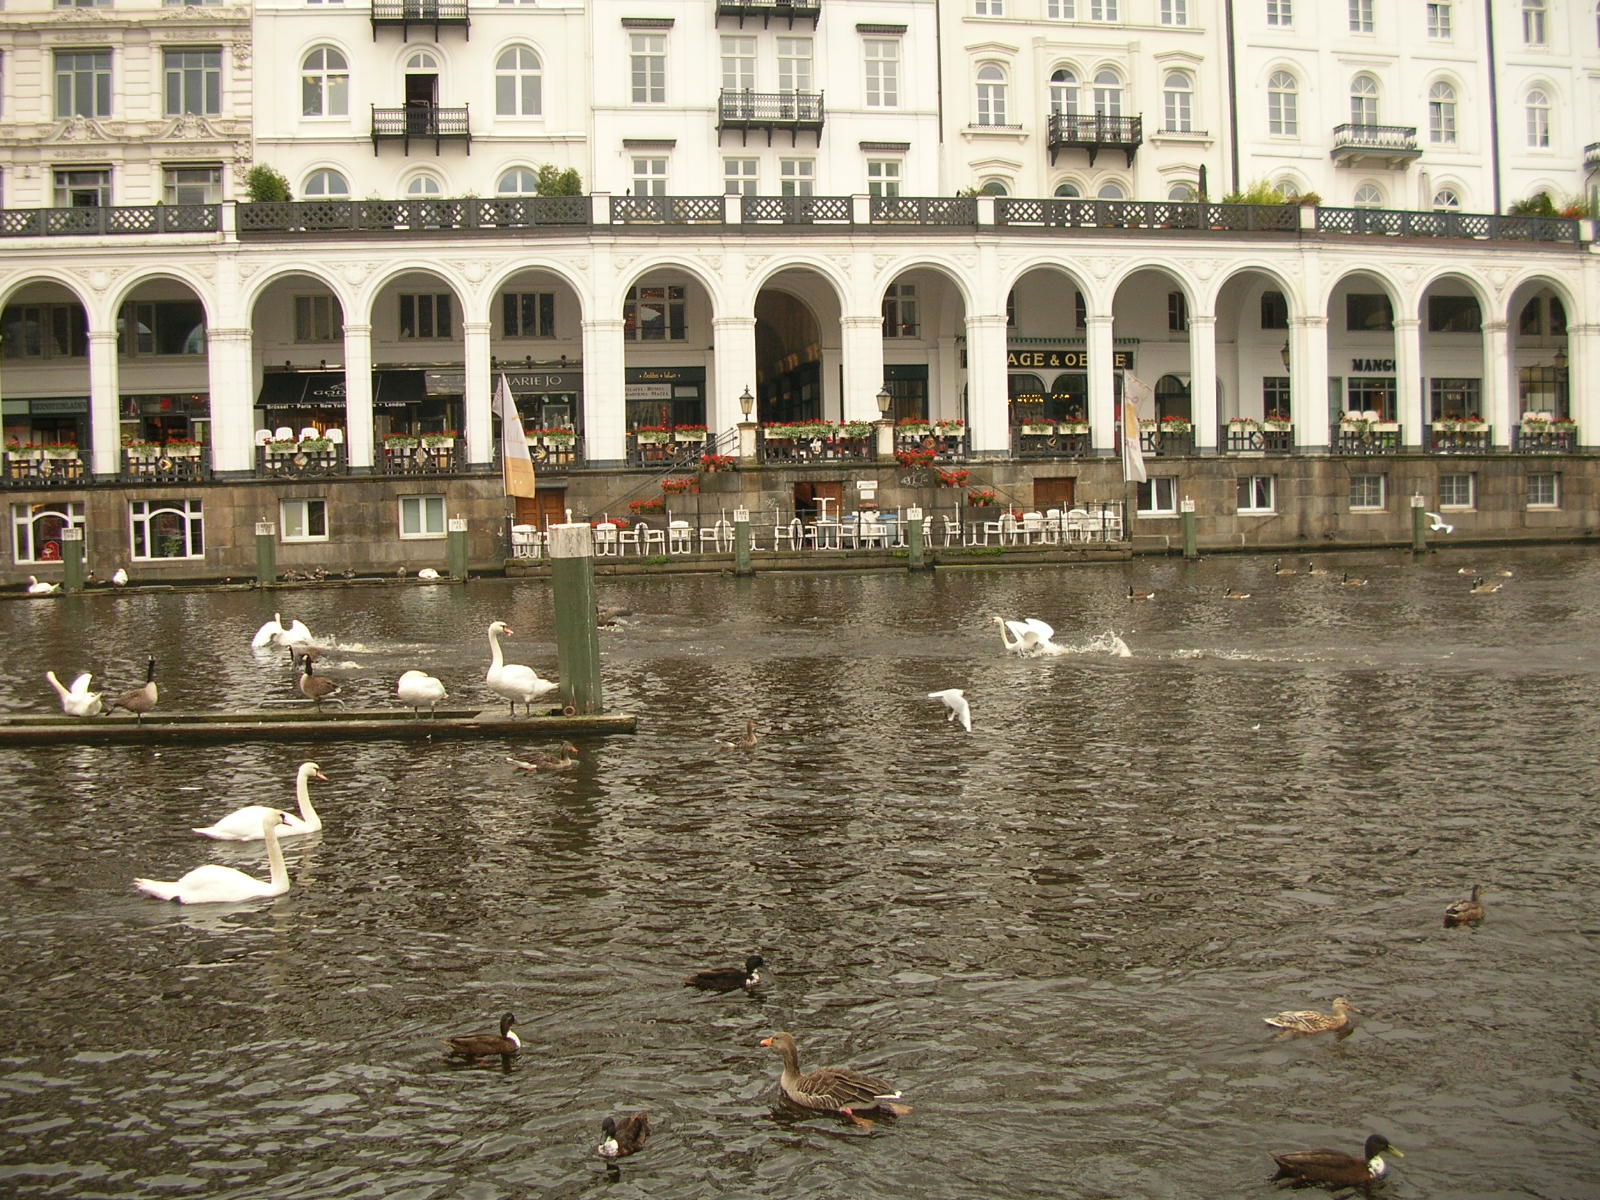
xmin=1424 ymin=512 xmax=1454 ymax=534
xmin=927 ymin=688 xmax=972 ymax=733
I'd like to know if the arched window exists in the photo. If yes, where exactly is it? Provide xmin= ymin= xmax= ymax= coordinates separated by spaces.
xmin=304 ymin=169 xmax=349 ymax=197
xmin=498 ymin=168 xmax=539 ymax=195
xmin=1162 ymin=71 xmax=1193 ymax=133
xmin=1096 ymin=181 xmax=1125 ymax=200
xmin=1349 ymin=74 xmax=1378 ymax=126
xmin=1268 ymin=71 xmax=1298 ymax=136
xmin=980 ymin=179 xmax=1009 ymax=196
xmin=975 ymin=63 xmax=1008 ymax=126
xmin=1523 ymin=0 xmax=1546 ymax=45
xmin=1432 ymin=187 xmax=1461 ymax=210
xmin=1353 ymin=183 xmax=1383 ymax=208
xmin=405 ymin=49 xmax=439 ymax=73
xmin=301 ymin=48 xmax=349 ymax=118
xmin=1167 ymin=181 xmax=1196 ymax=201
xmin=1092 ymin=69 xmax=1123 ymax=117
xmin=1054 ymin=180 xmax=1082 ymax=198
xmin=406 ymin=174 xmax=443 ymax=196
xmin=1428 ymin=81 xmax=1457 ymax=144
xmin=495 ymin=46 xmax=542 ymax=117
xmin=1049 ymin=68 xmax=1078 ymax=116
xmin=1525 ymin=88 xmax=1550 ymax=147
xmin=1273 ymin=179 xmax=1300 ymax=199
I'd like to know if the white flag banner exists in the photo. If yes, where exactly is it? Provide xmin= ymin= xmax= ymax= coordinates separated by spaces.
xmin=497 ymin=374 xmax=537 ymax=500
xmin=1120 ymin=373 xmax=1151 ymax=485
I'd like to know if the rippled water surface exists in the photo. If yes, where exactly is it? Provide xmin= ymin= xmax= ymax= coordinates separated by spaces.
xmin=3 ymin=546 xmax=1599 ymax=1199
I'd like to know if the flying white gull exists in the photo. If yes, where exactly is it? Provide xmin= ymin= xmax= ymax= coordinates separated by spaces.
xmin=927 ymin=688 xmax=972 ymax=733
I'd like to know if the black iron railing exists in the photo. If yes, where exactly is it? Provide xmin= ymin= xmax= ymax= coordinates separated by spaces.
xmin=1047 ymin=113 xmax=1143 ymax=165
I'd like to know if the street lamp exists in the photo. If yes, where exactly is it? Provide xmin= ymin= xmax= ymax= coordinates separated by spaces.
xmin=739 ymin=385 xmax=754 ymax=418
xmin=876 ymin=385 xmax=893 ymax=417
xmin=1280 ymin=340 xmax=1291 ymax=368
xmin=1553 ymin=347 xmax=1568 ymax=371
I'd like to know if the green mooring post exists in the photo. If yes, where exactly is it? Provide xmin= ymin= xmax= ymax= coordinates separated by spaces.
xmin=548 ymin=522 xmax=602 ymax=715
xmin=733 ymin=506 xmax=753 ymax=576
xmin=1181 ymin=499 xmax=1199 ymax=559
xmin=448 ymin=516 xmax=469 ymax=580
xmin=255 ymin=520 xmax=277 ymax=585
xmin=906 ymin=507 xmax=926 ymax=570
xmin=61 ymin=527 xmax=85 ymax=592
xmin=1410 ymin=495 xmax=1427 ymax=554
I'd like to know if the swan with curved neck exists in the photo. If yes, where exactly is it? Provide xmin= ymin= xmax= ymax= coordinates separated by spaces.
xmin=46 ymin=670 xmax=104 ymax=717
xmin=193 ymin=762 xmax=326 ymax=840
xmin=486 ymin=620 xmax=558 ymax=716
xmin=136 ymin=808 xmax=292 ymax=903
xmin=993 ymin=615 xmax=1062 ymax=656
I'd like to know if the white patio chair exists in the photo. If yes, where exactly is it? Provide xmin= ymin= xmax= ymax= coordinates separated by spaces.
xmin=510 ymin=524 xmax=541 ymax=560
xmin=700 ymin=518 xmax=733 ymax=553
xmin=638 ymin=522 xmax=667 ymax=555
xmin=1065 ymin=508 xmax=1091 ymax=543
xmin=668 ymin=520 xmax=693 ymax=553
xmin=1021 ymin=511 xmax=1046 ymax=544
xmin=325 ymin=428 xmax=345 ymax=445
xmin=617 ymin=521 xmax=642 ymax=555
xmin=273 ymin=426 xmax=294 ymax=441
xmin=941 ymin=516 xmax=962 ymax=547
xmin=1043 ymin=508 xmax=1064 ymax=544
xmin=299 ymin=426 xmax=319 ymax=441
xmin=253 ymin=428 xmax=274 ymax=447
xmin=592 ymin=522 xmax=619 ymax=556
xmin=773 ymin=517 xmax=804 ymax=551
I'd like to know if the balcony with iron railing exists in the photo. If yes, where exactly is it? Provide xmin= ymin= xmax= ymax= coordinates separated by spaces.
xmin=1586 ymin=142 xmax=1600 ymax=170
xmin=717 ymin=90 xmax=825 ymax=146
xmin=714 ymin=0 xmax=821 ymax=27
xmin=1047 ymin=113 xmax=1142 ymax=166
xmin=370 ymin=0 xmax=469 ymax=38
xmin=1331 ymin=123 xmax=1421 ymax=168
xmin=371 ymin=103 xmax=471 ymax=155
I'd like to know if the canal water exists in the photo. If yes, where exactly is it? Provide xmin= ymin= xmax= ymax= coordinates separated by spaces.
xmin=2 ymin=546 xmax=1598 ymax=1199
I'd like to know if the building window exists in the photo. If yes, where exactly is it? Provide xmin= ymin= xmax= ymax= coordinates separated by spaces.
xmin=1523 ymin=0 xmax=1546 ymax=45
xmin=1348 ymin=0 xmax=1373 ymax=33
xmin=623 ymin=285 xmax=687 ymax=341
xmin=301 ymin=48 xmax=348 ymax=118
xmin=303 ymin=169 xmax=349 ymax=197
xmin=777 ymin=37 xmax=813 ymax=92
xmin=399 ymin=294 xmax=453 ymax=340
xmin=1347 ymin=377 xmax=1395 ymax=418
xmin=1092 ymin=70 xmax=1123 ymax=117
xmin=1350 ymin=74 xmax=1378 ymax=126
xmin=1349 ymin=474 xmax=1385 ymax=510
xmin=1167 ymin=291 xmax=1189 ymax=333
xmin=867 ymin=159 xmax=901 ymax=197
xmin=55 ymin=51 xmax=112 ymax=119
xmin=1260 ymin=291 xmax=1288 ymax=330
xmin=131 ymin=499 xmax=204 ymax=560
xmin=883 ymin=283 xmax=919 ymax=338
xmin=117 ymin=300 xmax=205 ymax=357
xmin=630 ymin=34 xmax=666 ymax=105
xmin=1097 ymin=182 xmax=1126 ymax=200
xmin=779 ymin=158 xmax=814 ymax=197
xmin=164 ymin=48 xmax=220 ymax=116
xmin=498 ymin=168 xmax=539 ymax=196
xmin=57 ymin=0 xmax=110 ymax=6
xmin=1427 ymin=2 xmax=1452 ymax=37
xmin=1266 ymin=0 xmax=1292 ymax=27
xmin=1427 ymin=296 xmax=1482 ymax=333
xmin=1161 ymin=0 xmax=1188 ymax=24
xmin=1047 ymin=0 xmax=1075 ymax=17
xmin=502 ymin=292 xmax=556 ymax=339
xmin=495 ymin=47 xmax=542 ymax=117
xmin=1089 ymin=0 xmax=1118 ymax=18
xmin=975 ymin=65 xmax=1008 ymax=126
xmin=281 ymin=498 xmax=328 ymax=542
xmin=1428 ymin=82 xmax=1457 ymax=144
xmin=1429 ymin=377 xmax=1481 ymax=419
xmin=1074 ymin=292 xmax=1087 ymax=327
xmin=12 ymin=502 xmax=85 ymax=564
xmin=1525 ymin=89 xmax=1550 ymax=148
xmin=1 ymin=302 xmax=89 ymax=359
xmin=1167 ymin=182 xmax=1197 ymax=201
xmin=1346 ymin=293 xmax=1394 ymax=331
xmin=721 ymin=36 xmax=755 ymax=92
xmin=1049 ymin=68 xmax=1079 ymax=116
xmin=864 ymin=39 xmax=899 ymax=108
xmin=399 ymin=495 xmax=446 ymax=539
xmin=163 ymin=165 xmax=221 ymax=205
xmin=406 ymin=174 xmax=443 ymax=197
xmin=1237 ymin=475 xmax=1275 ymax=514
xmin=1056 ymin=181 xmax=1083 ymax=199
xmin=975 ymin=0 xmax=1003 ymax=13
xmin=294 ymin=295 xmax=340 ymax=343
xmin=1433 ymin=187 xmax=1462 ymax=210
xmin=631 ymin=157 xmax=668 ymax=196
xmin=1136 ymin=476 xmax=1178 ymax=515
xmin=1262 ymin=376 xmax=1290 ymax=417
xmin=1527 ymin=472 xmax=1560 ymax=508
xmin=1267 ymin=71 xmax=1298 ymax=136
xmin=724 ymin=158 xmax=758 ymax=195
xmin=54 ymin=167 xmax=111 ymax=208
xmin=1163 ymin=71 xmax=1193 ymax=132
xmin=1439 ymin=473 xmax=1475 ymax=509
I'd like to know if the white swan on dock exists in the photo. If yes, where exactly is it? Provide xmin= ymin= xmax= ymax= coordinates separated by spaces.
xmin=136 ymin=809 xmax=292 ymax=904
xmin=27 ymin=575 xmax=60 ymax=595
xmin=397 ymin=670 xmax=448 ymax=717
xmin=193 ymin=762 xmax=326 ymax=841
xmin=46 ymin=671 xmax=104 ymax=717
xmin=485 ymin=620 xmax=558 ymax=716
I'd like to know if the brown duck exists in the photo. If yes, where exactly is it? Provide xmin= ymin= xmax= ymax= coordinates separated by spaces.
xmin=441 ymin=1011 xmax=521 ymax=1064
xmin=1443 ymin=884 xmax=1486 ymax=927
xmin=1270 ymin=1132 xmax=1403 ymax=1196
xmin=760 ymin=1032 xmax=910 ymax=1118
xmin=506 ymin=742 xmax=580 ymax=772
xmin=595 ymin=1113 xmax=650 ymax=1159
xmin=1263 ymin=997 xmax=1361 ymax=1038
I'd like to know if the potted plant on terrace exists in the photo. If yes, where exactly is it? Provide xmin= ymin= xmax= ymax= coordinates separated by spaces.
xmin=935 ymin=418 xmax=966 ymax=435
xmin=896 ymin=417 xmax=933 ymax=437
xmin=1264 ymin=409 xmax=1293 ymax=432
xmin=42 ymin=442 xmax=80 ymax=460
xmin=699 ymin=453 xmax=735 ymax=473
xmin=1021 ymin=417 xmax=1054 ymax=435
xmin=1058 ymin=417 xmax=1090 ymax=434
xmin=660 ymin=476 xmax=697 ymax=495
xmin=673 ymin=424 xmax=708 ymax=443
xmin=421 ymin=430 xmax=458 ymax=449
xmin=629 ymin=496 xmax=665 ymax=515
xmin=385 ymin=432 xmax=421 ymax=450
xmin=967 ymin=487 xmax=999 ymax=507
xmin=164 ymin=438 xmax=203 ymax=457
xmin=1159 ymin=415 xmax=1193 ymax=435
xmin=840 ymin=420 xmax=875 ymax=439
xmin=937 ymin=468 xmax=971 ymax=488
xmin=635 ymin=424 xmax=673 ymax=444
xmin=540 ymin=427 xmax=578 ymax=447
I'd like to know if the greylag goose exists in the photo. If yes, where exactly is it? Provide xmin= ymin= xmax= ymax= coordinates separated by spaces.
xmin=759 ymin=1032 xmax=910 ymax=1118
xmin=506 ymin=742 xmax=580 ymax=772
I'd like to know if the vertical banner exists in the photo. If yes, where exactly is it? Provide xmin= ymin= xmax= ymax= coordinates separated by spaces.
xmin=1120 ymin=372 xmax=1151 ymax=485
xmin=498 ymin=373 xmax=537 ymax=499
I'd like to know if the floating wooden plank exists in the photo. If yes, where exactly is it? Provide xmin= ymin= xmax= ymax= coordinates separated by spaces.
xmin=0 ymin=707 xmax=636 ymax=746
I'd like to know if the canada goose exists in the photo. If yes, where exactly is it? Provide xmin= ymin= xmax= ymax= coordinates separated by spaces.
xmin=1127 ymin=586 xmax=1155 ymax=601
xmin=441 ymin=1012 xmax=521 ymax=1064
xmin=1340 ymin=572 xmax=1368 ymax=587
xmin=298 ymin=657 xmax=339 ymax=710
xmin=1304 ymin=561 xmax=1330 ymax=576
xmin=1273 ymin=559 xmax=1296 ymax=575
xmin=596 ymin=1114 xmax=651 ymax=1160
xmin=1223 ymin=587 xmax=1251 ymax=599
xmin=1469 ymin=576 xmax=1502 ymax=595
xmin=110 ymin=657 xmax=159 ymax=722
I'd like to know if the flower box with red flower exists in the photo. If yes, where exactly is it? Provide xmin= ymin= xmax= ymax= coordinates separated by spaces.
xmin=635 ymin=425 xmax=673 ymax=445
xmin=937 ymin=469 xmax=971 ymax=488
xmin=42 ymin=443 xmax=81 ymax=460
xmin=699 ymin=453 xmax=735 ymax=473
xmin=673 ymin=424 xmax=708 ymax=443
xmin=660 ymin=476 xmax=697 ymax=495
xmin=1158 ymin=416 xmax=1193 ymax=435
xmin=896 ymin=418 xmax=933 ymax=437
xmin=967 ymin=488 xmax=999 ymax=507
xmin=935 ymin=419 xmax=966 ymax=435
xmin=539 ymin=427 xmax=578 ymax=447
xmin=422 ymin=430 xmax=459 ymax=449
xmin=895 ymin=448 xmax=936 ymax=469
xmin=628 ymin=497 xmax=666 ymax=515
xmin=384 ymin=433 xmax=421 ymax=450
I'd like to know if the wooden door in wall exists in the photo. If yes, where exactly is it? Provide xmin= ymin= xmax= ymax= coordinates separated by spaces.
xmin=1033 ymin=476 xmax=1076 ymax=510
xmin=514 ymin=493 xmax=569 ymax=529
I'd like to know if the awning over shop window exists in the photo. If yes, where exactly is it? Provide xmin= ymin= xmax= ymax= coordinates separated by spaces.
xmin=376 ymin=370 xmax=427 ymax=408
xmin=258 ymin=370 xmax=428 ymax=410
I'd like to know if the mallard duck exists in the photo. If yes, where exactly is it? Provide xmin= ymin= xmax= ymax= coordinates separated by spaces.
xmin=1224 ymin=587 xmax=1251 ymax=600
xmin=1264 ymin=996 xmax=1361 ymax=1037
xmin=441 ymin=1012 xmax=521 ymax=1063
xmin=110 ymin=657 xmax=159 ymax=723
xmin=1304 ymin=561 xmax=1329 ymax=576
xmin=596 ymin=1113 xmax=651 ymax=1159
xmin=1273 ymin=559 xmax=1296 ymax=575
xmin=760 ymin=1032 xmax=911 ymax=1117
xmin=685 ymin=954 xmax=765 ymax=993
xmin=1270 ymin=1133 xmax=1403 ymax=1196
xmin=1128 ymin=586 xmax=1155 ymax=601
xmin=506 ymin=742 xmax=580 ymax=772
xmin=298 ymin=657 xmax=340 ymax=710
xmin=1443 ymin=884 xmax=1486 ymax=927
xmin=596 ymin=604 xmax=633 ymax=627
xmin=1340 ymin=572 xmax=1368 ymax=587
xmin=1469 ymin=576 xmax=1502 ymax=595
xmin=717 ymin=719 xmax=758 ymax=750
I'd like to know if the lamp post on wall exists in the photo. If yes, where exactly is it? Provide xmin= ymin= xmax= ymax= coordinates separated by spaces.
xmin=736 ymin=384 xmax=758 ymax=465
xmin=875 ymin=384 xmax=895 ymax=463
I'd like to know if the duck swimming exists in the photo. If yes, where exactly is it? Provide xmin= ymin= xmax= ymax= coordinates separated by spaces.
xmin=717 ymin=719 xmax=758 ymax=750
xmin=1270 ymin=1132 xmax=1403 ymax=1196
xmin=684 ymin=954 xmax=765 ymax=993
xmin=596 ymin=1113 xmax=651 ymax=1160
xmin=1443 ymin=884 xmax=1486 ymax=927
xmin=441 ymin=1012 xmax=521 ymax=1064
xmin=506 ymin=742 xmax=580 ymax=772
xmin=1264 ymin=996 xmax=1361 ymax=1037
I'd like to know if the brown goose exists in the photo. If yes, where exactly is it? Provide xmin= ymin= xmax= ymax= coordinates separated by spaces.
xmin=716 ymin=719 xmax=758 ymax=750
xmin=110 ymin=657 xmax=159 ymax=723
xmin=1270 ymin=1133 xmax=1403 ymax=1197
xmin=595 ymin=1113 xmax=651 ymax=1160
xmin=684 ymin=954 xmax=764 ymax=993
xmin=760 ymin=1032 xmax=910 ymax=1118
xmin=1263 ymin=996 xmax=1361 ymax=1037
xmin=298 ymin=657 xmax=339 ymax=710
xmin=506 ymin=742 xmax=580 ymax=773
xmin=1444 ymin=884 xmax=1486 ymax=927
xmin=441 ymin=1012 xmax=521 ymax=1064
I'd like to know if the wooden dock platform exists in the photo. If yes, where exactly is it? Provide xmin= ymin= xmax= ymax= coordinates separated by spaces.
xmin=0 ymin=707 xmax=637 ymax=746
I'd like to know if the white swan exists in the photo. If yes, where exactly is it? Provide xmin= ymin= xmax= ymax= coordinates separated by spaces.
xmin=279 ymin=618 xmax=315 ymax=650
xmin=251 ymin=613 xmax=286 ymax=650
xmin=397 ymin=670 xmax=448 ymax=717
xmin=136 ymin=808 xmax=292 ymax=903
xmin=111 ymin=567 xmax=129 ymax=587
xmin=928 ymin=688 xmax=972 ymax=732
xmin=193 ymin=762 xmax=326 ymax=840
xmin=994 ymin=616 xmax=1062 ymax=656
xmin=486 ymin=620 xmax=558 ymax=716
xmin=46 ymin=670 xmax=104 ymax=717
xmin=417 ymin=567 xmax=441 ymax=581
xmin=27 ymin=575 xmax=60 ymax=595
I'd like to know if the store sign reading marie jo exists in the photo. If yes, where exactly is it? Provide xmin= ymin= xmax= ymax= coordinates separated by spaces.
xmin=1003 ymin=349 xmax=1133 ymax=370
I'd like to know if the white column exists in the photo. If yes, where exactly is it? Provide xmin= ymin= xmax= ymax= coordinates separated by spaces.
xmin=204 ymin=327 xmax=254 ymax=473
xmin=463 ymin=320 xmax=492 ymax=466
xmin=342 ymin=324 xmax=374 ymax=471
xmin=1571 ymin=323 xmax=1596 ymax=439
xmin=1189 ymin=314 xmax=1217 ymax=451
xmin=840 ymin=315 xmax=885 ymax=423
xmin=1086 ymin=314 xmax=1115 ymax=451
xmin=711 ymin=315 xmax=757 ymax=438
xmin=583 ymin=318 xmax=626 ymax=465
xmin=87 ymin=330 xmax=120 ymax=477
xmin=1395 ymin=316 xmax=1423 ymax=446
xmin=1290 ymin=315 xmax=1328 ymax=448
xmin=964 ymin=314 xmax=1008 ymax=454
xmin=1480 ymin=320 xmax=1512 ymax=447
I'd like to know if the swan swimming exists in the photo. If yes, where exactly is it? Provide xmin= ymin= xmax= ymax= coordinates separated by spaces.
xmin=193 ymin=762 xmax=326 ymax=840
xmin=928 ymin=688 xmax=972 ymax=732
xmin=251 ymin=612 xmax=314 ymax=652
xmin=26 ymin=575 xmax=60 ymax=595
xmin=994 ymin=616 xmax=1062 ymax=656
xmin=46 ymin=671 xmax=104 ymax=717
xmin=485 ymin=620 xmax=558 ymax=716
xmin=397 ymin=670 xmax=448 ymax=717
xmin=136 ymin=808 xmax=292 ymax=904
